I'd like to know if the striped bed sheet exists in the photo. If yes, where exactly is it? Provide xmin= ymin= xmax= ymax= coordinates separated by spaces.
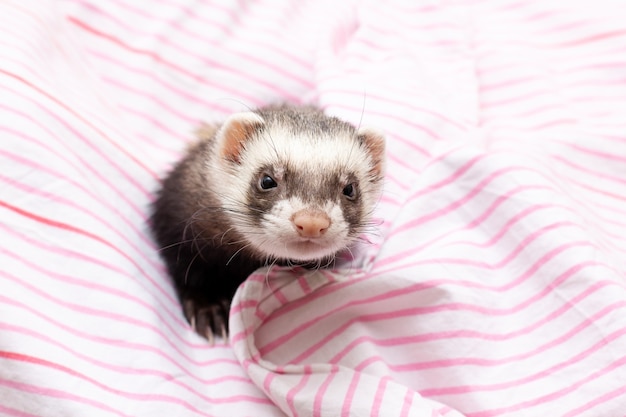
xmin=1 ymin=0 xmax=626 ymax=416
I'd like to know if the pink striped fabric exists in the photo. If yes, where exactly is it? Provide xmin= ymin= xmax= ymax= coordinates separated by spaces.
xmin=2 ymin=0 xmax=626 ymax=416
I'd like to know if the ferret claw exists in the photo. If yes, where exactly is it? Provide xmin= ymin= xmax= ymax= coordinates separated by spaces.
xmin=181 ymin=296 xmax=230 ymax=344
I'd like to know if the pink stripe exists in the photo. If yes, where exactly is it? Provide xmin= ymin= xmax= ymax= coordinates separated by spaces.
xmin=569 ymin=199 xmax=626 ymax=228
xmin=554 ymin=140 xmax=626 ymax=163
xmin=567 ymin=59 xmax=626 ymax=74
xmin=160 ymin=0 xmax=310 ymax=68
xmin=481 ymin=86 xmax=556 ymax=108
xmin=0 ymin=404 xmax=39 ymax=417
xmin=0 ymin=351 xmax=214 ymax=415
xmin=275 ymin=259 xmax=605 ymax=363
xmin=378 ymin=241 xmax=593 ymax=290
xmin=382 ymin=166 xmax=544 ymax=240
xmin=74 ymin=0 xmax=313 ymax=86
xmin=68 ymin=18 xmax=259 ymax=104
xmin=456 ymin=187 xmax=555 ymax=233
xmin=67 ymin=16 xmax=303 ymax=102
xmin=550 ymin=154 xmax=626 ymax=185
xmin=286 ymin=365 xmax=312 ymax=417
xmin=313 ymin=365 xmax=339 ymax=417
xmin=0 ymin=322 xmax=257 ymax=400
xmin=0 ymin=378 xmax=133 ymax=417
xmin=0 ymin=137 xmax=148 ymax=232
xmin=0 ymin=265 xmax=189 ymax=348
xmin=518 ymin=9 xmax=560 ymax=23
xmin=332 ymin=103 xmax=443 ymax=142
xmin=392 ymin=281 xmax=619 ymax=369
xmin=0 ymin=96 xmax=150 ymax=219
xmin=341 ymin=372 xmax=360 ymax=417
xmin=377 ymin=187 xmax=558 ymax=269
xmin=0 ymin=291 xmax=238 ymax=373
xmin=497 ymin=101 xmax=562 ymax=120
xmin=262 ymin=372 xmax=275 ymax=397
xmin=273 ymin=286 xmax=290 ymax=305
xmin=259 ymin=248 xmax=603 ymax=359
xmin=481 ymin=75 xmax=538 ymax=92
xmin=350 ymin=283 xmax=622 ymax=374
xmin=324 ymin=88 xmax=469 ymax=130
xmin=439 ymin=405 xmax=456 ymax=416
xmin=0 ymin=197 xmax=174 ymax=303
xmin=118 ymin=104 xmax=190 ymax=140
xmin=149 ymin=0 xmax=234 ymax=29
xmin=561 ymin=384 xmax=626 ymax=417
xmin=558 ymin=172 xmax=626 ymax=204
xmin=423 ymin=310 xmax=626 ymax=398
xmin=86 ymin=49 xmax=242 ymax=111
xmin=386 ymin=151 xmax=429 ymax=173
xmin=0 ymin=230 xmax=179 ymax=324
xmin=370 ymin=376 xmax=390 ymax=417
xmin=134 ymin=132 xmax=181 ymax=159
xmin=466 ymin=354 xmax=626 ymax=417
xmin=0 ymin=67 xmax=157 ymax=182
xmin=452 ymin=221 xmax=579 ymax=271
xmin=100 ymin=75 xmax=199 ymax=124
xmin=399 ymin=388 xmax=414 ymax=417
xmin=0 ymin=171 xmax=158 ymax=262
xmin=524 ymin=118 xmax=579 ymax=131
xmin=297 ymin=275 xmax=312 ymax=293
xmin=358 ymin=299 xmax=621 ymax=372
xmin=405 ymin=152 xmax=487 ymax=201
xmin=531 ymin=19 xmax=590 ymax=36
xmin=554 ymin=29 xmax=626 ymax=47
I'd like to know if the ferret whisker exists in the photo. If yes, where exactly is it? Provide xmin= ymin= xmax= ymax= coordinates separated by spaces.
xmin=187 ymin=222 xmax=209 ymax=260
xmin=313 ymin=258 xmax=321 ymax=272
xmin=217 ymin=97 xmax=255 ymax=113
xmin=264 ymin=254 xmax=276 ymax=268
xmin=264 ymin=258 xmax=279 ymax=289
xmin=158 ymin=238 xmax=209 ymax=252
xmin=344 ymin=245 xmax=356 ymax=272
xmin=357 ymin=89 xmax=367 ymax=132
xmin=184 ymin=247 xmax=207 ymax=285
xmin=354 ymin=236 xmax=372 ymax=244
xmin=219 ymin=226 xmax=238 ymax=246
xmin=345 ymin=90 xmax=368 ymax=169
xmin=226 ymin=243 xmax=253 ymax=266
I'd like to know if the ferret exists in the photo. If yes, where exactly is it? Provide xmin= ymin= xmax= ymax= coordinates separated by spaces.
xmin=150 ymin=104 xmax=385 ymax=342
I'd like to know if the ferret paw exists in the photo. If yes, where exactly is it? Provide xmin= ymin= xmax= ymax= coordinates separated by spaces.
xmin=182 ymin=297 xmax=230 ymax=344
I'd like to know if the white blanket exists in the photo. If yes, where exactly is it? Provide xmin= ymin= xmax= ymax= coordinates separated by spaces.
xmin=2 ymin=1 xmax=626 ymax=416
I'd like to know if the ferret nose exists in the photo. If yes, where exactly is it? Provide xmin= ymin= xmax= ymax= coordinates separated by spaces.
xmin=292 ymin=210 xmax=331 ymax=238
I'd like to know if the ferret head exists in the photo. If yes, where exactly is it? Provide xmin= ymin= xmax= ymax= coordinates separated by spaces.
xmin=207 ymin=105 xmax=385 ymax=262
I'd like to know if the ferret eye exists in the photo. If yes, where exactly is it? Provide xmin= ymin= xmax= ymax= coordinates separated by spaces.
xmin=259 ymin=174 xmax=277 ymax=190
xmin=342 ymin=183 xmax=357 ymax=200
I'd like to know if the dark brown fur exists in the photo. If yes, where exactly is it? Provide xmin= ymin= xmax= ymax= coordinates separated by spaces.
xmin=150 ymin=124 xmax=264 ymax=340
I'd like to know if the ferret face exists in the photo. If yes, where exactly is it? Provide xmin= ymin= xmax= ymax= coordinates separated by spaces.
xmin=208 ymin=106 xmax=385 ymax=262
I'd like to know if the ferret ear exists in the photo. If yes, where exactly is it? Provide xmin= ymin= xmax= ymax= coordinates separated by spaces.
xmin=216 ymin=112 xmax=265 ymax=163
xmin=357 ymin=127 xmax=386 ymax=177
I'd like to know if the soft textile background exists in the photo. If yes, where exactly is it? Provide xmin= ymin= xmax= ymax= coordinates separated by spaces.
xmin=1 ymin=1 xmax=626 ymax=416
